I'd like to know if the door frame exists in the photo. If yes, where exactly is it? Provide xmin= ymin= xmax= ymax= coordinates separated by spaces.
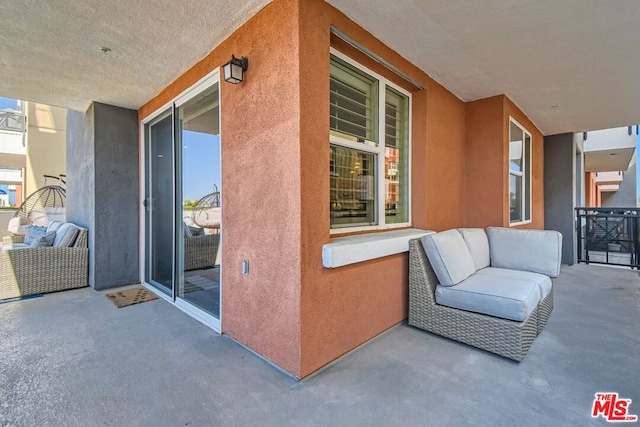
xmin=139 ymin=69 xmax=223 ymax=332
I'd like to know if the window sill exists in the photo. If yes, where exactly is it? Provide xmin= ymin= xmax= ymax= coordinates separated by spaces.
xmin=510 ymin=219 xmax=533 ymax=227
xmin=322 ymin=228 xmax=434 ymax=268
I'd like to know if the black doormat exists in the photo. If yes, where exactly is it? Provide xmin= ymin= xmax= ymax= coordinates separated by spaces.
xmin=106 ymin=287 xmax=158 ymax=308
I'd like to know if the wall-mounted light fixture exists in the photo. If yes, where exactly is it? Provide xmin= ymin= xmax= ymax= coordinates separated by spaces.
xmin=222 ymin=55 xmax=249 ymax=84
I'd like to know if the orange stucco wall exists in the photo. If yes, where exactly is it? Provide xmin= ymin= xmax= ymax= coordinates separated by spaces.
xmin=585 ymin=172 xmax=601 ymax=207
xmin=465 ymin=95 xmax=544 ymax=229
xmin=140 ymin=0 xmax=303 ymax=375
xmin=465 ymin=96 xmax=505 ymax=227
xmin=138 ymin=0 xmax=545 ymax=378
xmin=297 ymin=0 xmax=466 ymax=377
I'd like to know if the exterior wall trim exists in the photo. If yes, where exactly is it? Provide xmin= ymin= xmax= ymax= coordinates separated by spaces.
xmin=322 ymin=228 xmax=432 ymax=268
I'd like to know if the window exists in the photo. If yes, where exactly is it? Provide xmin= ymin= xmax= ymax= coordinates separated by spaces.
xmin=509 ymin=118 xmax=532 ymax=224
xmin=329 ymin=52 xmax=411 ymax=231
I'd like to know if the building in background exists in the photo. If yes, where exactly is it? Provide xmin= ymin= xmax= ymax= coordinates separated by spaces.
xmin=581 ymin=126 xmax=637 ymax=208
xmin=0 ymin=100 xmax=66 ymax=238
xmin=0 ymin=100 xmax=67 ymax=204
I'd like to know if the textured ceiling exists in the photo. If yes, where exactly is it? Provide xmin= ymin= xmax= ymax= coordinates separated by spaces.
xmin=0 ymin=0 xmax=272 ymax=112
xmin=2 ymin=0 xmax=639 ymax=136
xmin=327 ymin=0 xmax=640 ymax=135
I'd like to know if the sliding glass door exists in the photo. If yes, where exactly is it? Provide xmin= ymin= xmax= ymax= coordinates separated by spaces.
xmin=176 ymin=83 xmax=221 ymax=318
xmin=144 ymin=76 xmax=221 ymax=326
xmin=145 ymin=111 xmax=175 ymax=295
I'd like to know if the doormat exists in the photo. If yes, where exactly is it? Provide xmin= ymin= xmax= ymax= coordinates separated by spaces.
xmin=106 ymin=287 xmax=157 ymax=308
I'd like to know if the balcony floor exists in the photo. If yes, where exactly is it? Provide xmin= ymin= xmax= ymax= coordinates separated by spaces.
xmin=1 ymin=264 xmax=638 ymax=426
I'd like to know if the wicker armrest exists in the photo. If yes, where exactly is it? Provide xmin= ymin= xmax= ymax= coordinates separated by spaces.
xmin=3 ymin=235 xmax=25 ymax=245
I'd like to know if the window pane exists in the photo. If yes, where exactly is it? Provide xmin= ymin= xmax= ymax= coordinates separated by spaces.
xmin=330 ymin=56 xmax=378 ymax=142
xmin=330 ymin=145 xmax=377 ymax=227
xmin=510 ymin=173 xmax=523 ymax=223
xmin=385 ymin=87 xmax=409 ymax=224
xmin=509 ymin=121 xmax=523 ymax=173
xmin=524 ymin=133 xmax=531 ymax=221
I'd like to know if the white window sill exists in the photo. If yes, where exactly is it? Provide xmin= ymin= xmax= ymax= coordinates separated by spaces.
xmin=322 ymin=228 xmax=434 ymax=268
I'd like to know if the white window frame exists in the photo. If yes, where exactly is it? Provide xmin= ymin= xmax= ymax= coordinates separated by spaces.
xmin=508 ymin=116 xmax=532 ymax=226
xmin=329 ymin=48 xmax=412 ymax=235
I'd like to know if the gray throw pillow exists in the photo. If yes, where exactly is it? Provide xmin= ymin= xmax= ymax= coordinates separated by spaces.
xmin=30 ymin=230 xmax=56 ymax=248
xmin=23 ymin=225 xmax=47 ymax=245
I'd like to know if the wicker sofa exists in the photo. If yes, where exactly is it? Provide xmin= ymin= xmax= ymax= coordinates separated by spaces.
xmin=409 ymin=227 xmax=561 ymax=361
xmin=184 ymin=233 xmax=220 ymax=271
xmin=1 ymin=224 xmax=89 ymax=300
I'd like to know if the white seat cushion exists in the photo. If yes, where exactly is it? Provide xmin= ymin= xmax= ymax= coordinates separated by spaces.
xmin=475 ymin=267 xmax=552 ymax=300
xmin=421 ymin=230 xmax=476 ymax=287
xmin=2 ymin=243 xmax=30 ymax=251
xmin=435 ymin=273 xmax=540 ymax=322
xmin=457 ymin=228 xmax=490 ymax=270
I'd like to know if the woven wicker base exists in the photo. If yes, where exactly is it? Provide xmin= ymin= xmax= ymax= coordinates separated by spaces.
xmin=408 ymin=239 xmax=553 ymax=362
xmin=0 ymin=228 xmax=89 ymax=301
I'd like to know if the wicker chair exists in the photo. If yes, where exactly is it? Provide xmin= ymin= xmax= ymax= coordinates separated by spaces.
xmin=408 ymin=238 xmax=553 ymax=361
xmin=0 ymin=227 xmax=89 ymax=300
xmin=184 ymin=233 xmax=220 ymax=271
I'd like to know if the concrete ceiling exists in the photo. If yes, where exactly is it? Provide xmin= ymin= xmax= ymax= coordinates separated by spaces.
xmin=327 ymin=0 xmax=640 ymax=135
xmin=0 ymin=0 xmax=272 ymax=113
xmin=585 ymin=148 xmax=635 ymax=173
xmin=1 ymin=0 xmax=639 ymax=137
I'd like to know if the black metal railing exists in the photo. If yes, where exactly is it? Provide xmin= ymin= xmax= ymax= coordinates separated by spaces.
xmin=576 ymin=207 xmax=640 ymax=268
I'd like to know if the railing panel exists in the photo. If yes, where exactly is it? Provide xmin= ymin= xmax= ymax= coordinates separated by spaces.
xmin=575 ymin=207 xmax=640 ymax=268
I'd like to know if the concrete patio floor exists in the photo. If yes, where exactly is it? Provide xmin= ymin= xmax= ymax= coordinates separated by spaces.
xmin=1 ymin=264 xmax=639 ymax=426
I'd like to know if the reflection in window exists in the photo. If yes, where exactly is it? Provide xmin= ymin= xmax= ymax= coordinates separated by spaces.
xmin=385 ymin=87 xmax=409 ymax=224
xmin=509 ymin=118 xmax=531 ymax=224
xmin=330 ymin=146 xmax=376 ymax=227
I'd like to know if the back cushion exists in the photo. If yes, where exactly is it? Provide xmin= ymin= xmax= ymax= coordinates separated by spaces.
xmin=53 ymin=223 xmax=81 ymax=247
xmin=487 ymin=227 xmax=563 ymax=278
xmin=457 ymin=228 xmax=490 ymax=270
xmin=47 ymin=220 xmax=63 ymax=233
xmin=421 ymin=230 xmax=477 ymax=287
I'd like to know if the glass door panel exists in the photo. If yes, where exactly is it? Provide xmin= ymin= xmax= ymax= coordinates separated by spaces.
xmin=146 ymin=112 xmax=175 ymax=295
xmin=177 ymin=83 xmax=221 ymax=318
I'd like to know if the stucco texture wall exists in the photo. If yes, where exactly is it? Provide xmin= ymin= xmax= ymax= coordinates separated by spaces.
xmin=139 ymin=0 xmax=544 ymax=378
xmin=465 ymin=95 xmax=545 ymax=229
xmin=140 ymin=0 xmax=303 ymax=375
xmin=297 ymin=0 xmax=466 ymax=377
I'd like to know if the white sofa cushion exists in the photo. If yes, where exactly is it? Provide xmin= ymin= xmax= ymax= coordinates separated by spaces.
xmin=421 ymin=230 xmax=476 ymax=287
xmin=53 ymin=223 xmax=81 ymax=247
xmin=46 ymin=221 xmax=63 ymax=233
xmin=457 ymin=228 xmax=490 ymax=270
xmin=487 ymin=227 xmax=562 ymax=278
xmin=435 ymin=273 xmax=540 ymax=321
xmin=476 ymin=267 xmax=552 ymax=300
xmin=2 ymin=243 xmax=29 ymax=251
xmin=7 ymin=216 xmax=31 ymax=235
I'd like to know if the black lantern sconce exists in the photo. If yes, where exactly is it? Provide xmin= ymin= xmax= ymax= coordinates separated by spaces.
xmin=222 ymin=55 xmax=249 ymax=84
